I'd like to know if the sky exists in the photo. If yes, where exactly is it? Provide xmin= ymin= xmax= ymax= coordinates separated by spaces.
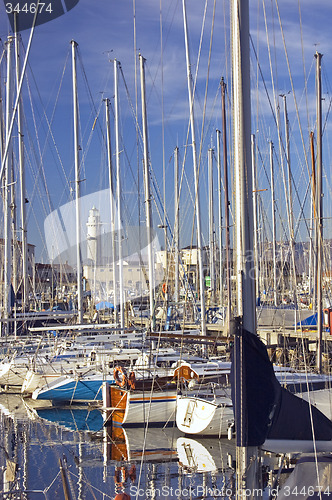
xmin=0 ymin=0 xmax=332 ymax=264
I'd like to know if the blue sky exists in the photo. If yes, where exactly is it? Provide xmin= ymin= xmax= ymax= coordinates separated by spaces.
xmin=0 ymin=0 xmax=332 ymax=262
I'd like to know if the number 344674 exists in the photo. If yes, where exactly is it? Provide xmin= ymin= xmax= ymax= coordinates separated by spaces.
xmin=5 ymin=3 xmax=53 ymax=14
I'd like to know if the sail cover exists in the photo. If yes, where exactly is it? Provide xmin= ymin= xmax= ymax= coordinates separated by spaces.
xmin=277 ymin=454 xmax=332 ymax=499
xmin=230 ymin=318 xmax=332 ymax=446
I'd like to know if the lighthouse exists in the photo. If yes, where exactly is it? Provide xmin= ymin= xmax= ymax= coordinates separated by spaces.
xmin=86 ymin=206 xmax=101 ymax=264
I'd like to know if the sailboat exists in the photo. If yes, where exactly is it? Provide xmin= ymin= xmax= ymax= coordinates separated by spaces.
xmin=176 ymin=388 xmax=233 ymax=437
xmin=176 ymin=361 xmax=332 ymax=438
xmin=102 ymin=356 xmax=231 ymax=428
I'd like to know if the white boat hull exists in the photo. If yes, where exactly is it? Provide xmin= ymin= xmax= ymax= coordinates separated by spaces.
xmin=22 ymin=369 xmax=66 ymax=395
xmin=0 ymin=361 xmax=29 ymax=388
xmin=176 ymin=395 xmax=233 ymax=437
xmin=106 ymin=384 xmax=178 ymax=427
xmin=125 ymin=390 xmax=178 ymax=426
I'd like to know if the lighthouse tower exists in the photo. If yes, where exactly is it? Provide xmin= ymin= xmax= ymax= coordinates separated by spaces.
xmin=86 ymin=206 xmax=101 ymax=264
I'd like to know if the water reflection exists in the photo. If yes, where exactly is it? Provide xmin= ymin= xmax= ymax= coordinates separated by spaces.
xmin=0 ymin=394 xmax=331 ymax=499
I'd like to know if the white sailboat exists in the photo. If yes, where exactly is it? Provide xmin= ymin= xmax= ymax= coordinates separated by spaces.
xmin=176 ymin=388 xmax=233 ymax=437
xmin=102 ymin=357 xmax=231 ymax=427
xmin=176 ymin=366 xmax=332 ymax=438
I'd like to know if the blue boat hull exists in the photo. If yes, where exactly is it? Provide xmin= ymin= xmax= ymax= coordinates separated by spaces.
xmin=35 ymin=377 xmax=114 ymax=402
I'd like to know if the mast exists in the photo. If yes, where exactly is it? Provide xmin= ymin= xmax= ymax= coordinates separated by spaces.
xmin=10 ymin=128 xmax=17 ymax=336
xmin=4 ymin=37 xmax=13 ymax=330
xmin=182 ymin=0 xmax=206 ymax=338
xmin=231 ymin=0 xmax=256 ymax=485
xmin=216 ymin=129 xmax=223 ymax=311
xmin=231 ymin=0 xmax=255 ymax=330
xmin=251 ymin=135 xmax=260 ymax=304
xmin=114 ymin=59 xmax=124 ymax=330
xmin=208 ymin=148 xmax=215 ymax=303
xmin=282 ymin=94 xmax=298 ymax=326
xmin=139 ymin=54 xmax=155 ymax=331
xmin=309 ymin=132 xmax=315 ymax=312
xmin=221 ymin=78 xmax=231 ymax=331
xmin=71 ymin=40 xmax=83 ymax=324
xmin=315 ymin=51 xmax=323 ymax=373
xmin=174 ymin=146 xmax=180 ymax=304
xmin=270 ymin=141 xmax=277 ymax=307
xmin=14 ymin=32 xmax=28 ymax=313
xmin=105 ymin=98 xmax=118 ymax=323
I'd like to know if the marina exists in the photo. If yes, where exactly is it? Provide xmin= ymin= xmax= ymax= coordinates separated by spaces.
xmin=1 ymin=0 xmax=332 ymax=498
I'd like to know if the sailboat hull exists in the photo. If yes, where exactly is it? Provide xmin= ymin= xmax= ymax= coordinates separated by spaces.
xmin=32 ymin=373 xmax=113 ymax=402
xmin=176 ymin=395 xmax=233 ymax=436
xmin=0 ymin=361 xmax=29 ymax=387
xmin=106 ymin=384 xmax=178 ymax=427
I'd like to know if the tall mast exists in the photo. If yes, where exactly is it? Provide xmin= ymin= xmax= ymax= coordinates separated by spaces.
xmin=208 ymin=148 xmax=215 ymax=303
xmin=275 ymin=95 xmax=298 ymax=327
xmin=231 ymin=0 xmax=256 ymax=483
xmin=10 ymin=133 xmax=17 ymax=322
xmin=139 ymin=54 xmax=155 ymax=330
xmin=315 ymin=51 xmax=323 ymax=373
xmin=270 ymin=141 xmax=277 ymax=307
xmin=114 ymin=59 xmax=124 ymax=330
xmin=251 ymin=135 xmax=260 ymax=304
xmin=221 ymin=79 xmax=231 ymax=331
xmin=216 ymin=130 xmax=223 ymax=311
xmin=14 ymin=32 xmax=28 ymax=313
xmin=71 ymin=40 xmax=83 ymax=324
xmin=231 ymin=0 xmax=255 ymax=331
xmin=309 ymin=132 xmax=315 ymax=311
xmin=105 ymin=98 xmax=118 ymax=323
xmin=174 ymin=146 xmax=180 ymax=304
xmin=182 ymin=0 xmax=206 ymax=337
xmin=4 ymin=37 xmax=13 ymax=329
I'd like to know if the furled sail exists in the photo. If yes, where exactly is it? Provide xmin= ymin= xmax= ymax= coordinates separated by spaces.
xmin=230 ymin=318 xmax=332 ymax=446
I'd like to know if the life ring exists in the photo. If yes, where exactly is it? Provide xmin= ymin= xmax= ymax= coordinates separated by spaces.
xmin=128 ymin=371 xmax=136 ymax=390
xmin=162 ymin=283 xmax=167 ymax=294
xmin=113 ymin=366 xmax=128 ymax=388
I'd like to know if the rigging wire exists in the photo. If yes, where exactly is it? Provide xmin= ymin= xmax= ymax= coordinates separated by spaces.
xmin=274 ymin=0 xmax=311 ymax=184
xmin=250 ymin=36 xmax=312 ymax=245
xmin=297 ymin=0 xmax=310 ymax=133
xmin=22 ymin=44 xmax=71 ymax=197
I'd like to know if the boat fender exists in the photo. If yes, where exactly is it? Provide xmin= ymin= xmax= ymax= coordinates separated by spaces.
xmin=162 ymin=282 xmax=167 ymax=294
xmin=114 ymin=366 xmax=128 ymax=388
xmin=128 ymin=371 xmax=136 ymax=390
xmin=227 ymin=421 xmax=235 ymax=440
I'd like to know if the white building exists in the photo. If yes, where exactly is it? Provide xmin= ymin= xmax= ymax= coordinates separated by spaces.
xmin=83 ymin=207 xmax=163 ymax=303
